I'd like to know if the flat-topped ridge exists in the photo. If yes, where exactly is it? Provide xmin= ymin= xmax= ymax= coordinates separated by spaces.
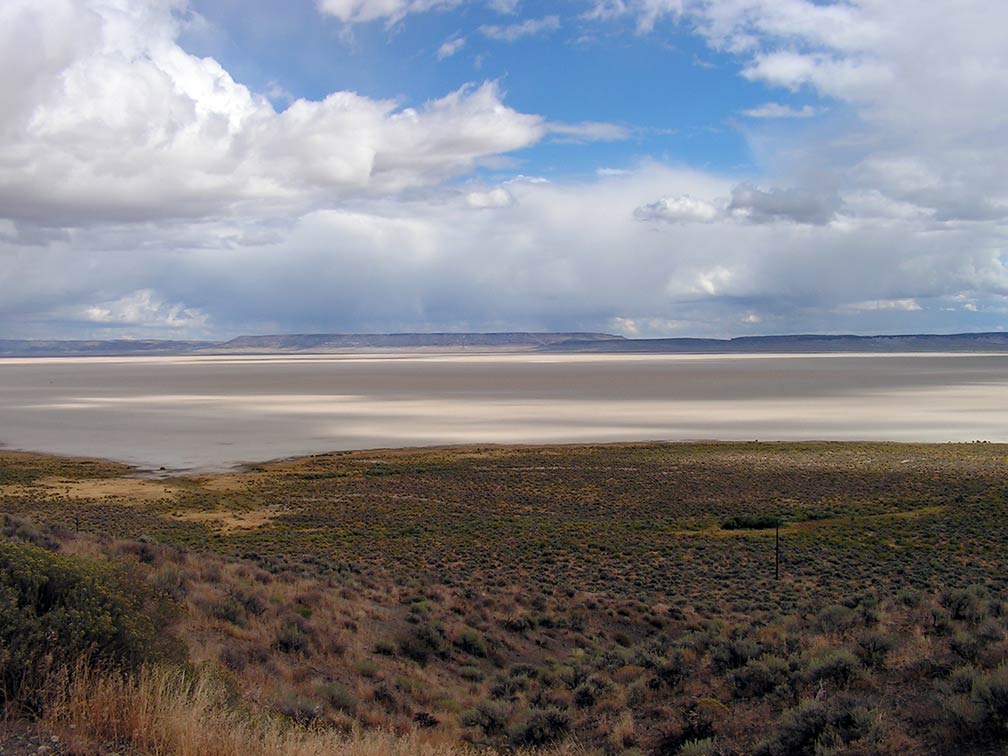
xmin=2 ymin=331 xmax=1008 ymax=357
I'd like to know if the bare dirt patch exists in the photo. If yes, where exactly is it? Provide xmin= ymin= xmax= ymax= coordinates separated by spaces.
xmin=2 ymin=476 xmax=179 ymax=501
xmin=171 ymin=508 xmax=278 ymax=532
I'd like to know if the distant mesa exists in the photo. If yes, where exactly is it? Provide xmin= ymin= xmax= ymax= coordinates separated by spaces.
xmin=215 ymin=332 xmax=623 ymax=351
xmin=0 ymin=338 xmax=211 ymax=358
xmin=538 ymin=331 xmax=1008 ymax=354
xmin=0 ymin=332 xmax=621 ymax=357
xmin=2 ymin=331 xmax=1008 ymax=357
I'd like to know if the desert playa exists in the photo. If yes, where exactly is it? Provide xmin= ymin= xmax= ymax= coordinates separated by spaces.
xmin=1 ymin=351 xmax=1006 ymax=471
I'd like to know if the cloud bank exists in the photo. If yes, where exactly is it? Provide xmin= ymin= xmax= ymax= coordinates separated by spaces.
xmin=0 ymin=1 xmax=548 ymax=225
xmin=1 ymin=0 xmax=1007 ymax=340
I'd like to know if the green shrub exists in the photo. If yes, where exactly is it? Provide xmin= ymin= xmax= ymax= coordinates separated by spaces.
xmin=678 ymin=738 xmax=718 ymax=756
xmin=353 ymin=658 xmax=380 ymax=677
xmin=755 ymin=698 xmax=873 ymax=756
xmin=947 ymin=665 xmax=978 ymax=695
xmin=150 ymin=563 xmax=188 ymax=601
xmin=459 ymin=664 xmax=484 ymax=682
xmin=945 ymin=664 xmax=1008 ymax=742
xmin=0 ymin=540 xmax=174 ymax=710
xmin=461 ymin=699 xmax=510 ymax=737
xmin=490 ymin=671 xmax=530 ymax=699
xmin=219 ymin=643 xmax=248 ymax=671
xmin=399 ymin=621 xmax=449 ymax=665
xmin=274 ymin=619 xmax=310 ymax=654
xmin=855 ymin=594 xmax=881 ymax=626
xmin=652 ymin=647 xmax=695 ymax=688
xmin=276 ymin=693 xmax=319 ymax=723
xmin=454 ymin=627 xmax=487 ymax=658
xmin=855 ymin=631 xmax=895 ymax=669
xmin=968 ymin=664 xmax=1008 ymax=740
xmin=502 ymin=615 xmax=536 ymax=632
xmin=509 ymin=706 xmax=570 ymax=747
xmin=711 ymin=637 xmax=761 ymax=672
xmin=805 ymin=649 xmax=860 ymax=687
xmin=817 ymin=604 xmax=859 ymax=633
xmin=941 ymin=586 xmax=986 ymax=623
xmin=212 ymin=593 xmax=247 ymax=626
xmin=944 ymin=693 xmax=978 ymax=737
xmin=733 ymin=655 xmax=790 ymax=698
xmin=978 ymin=618 xmax=1005 ymax=642
xmin=720 ymin=515 xmax=780 ymax=531
xmin=508 ymin=662 xmax=539 ymax=680
xmin=573 ymin=674 xmax=616 ymax=708
xmin=2 ymin=515 xmax=58 ymax=550
xmin=231 ymin=587 xmax=266 ymax=616
xmin=950 ymin=631 xmax=981 ymax=664
xmin=895 ymin=587 xmax=922 ymax=608
xmin=929 ymin=606 xmax=955 ymax=636
xmin=319 ymin=681 xmax=357 ymax=714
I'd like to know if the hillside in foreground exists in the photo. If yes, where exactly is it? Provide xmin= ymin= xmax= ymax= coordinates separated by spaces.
xmin=1 ymin=442 xmax=1007 ymax=755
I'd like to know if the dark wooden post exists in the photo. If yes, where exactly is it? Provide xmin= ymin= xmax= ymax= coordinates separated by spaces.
xmin=775 ymin=521 xmax=780 ymax=580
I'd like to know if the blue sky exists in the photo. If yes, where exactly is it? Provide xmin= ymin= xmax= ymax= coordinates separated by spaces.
xmin=181 ymin=0 xmax=774 ymax=177
xmin=1 ymin=0 xmax=1006 ymax=339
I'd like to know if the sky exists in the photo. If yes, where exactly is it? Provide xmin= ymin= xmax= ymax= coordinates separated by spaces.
xmin=1 ymin=0 xmax=1006 ymax=339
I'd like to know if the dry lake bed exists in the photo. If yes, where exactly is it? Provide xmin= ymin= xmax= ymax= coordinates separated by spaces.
xmin=0 ymin=352 xmax=1006 ymax=471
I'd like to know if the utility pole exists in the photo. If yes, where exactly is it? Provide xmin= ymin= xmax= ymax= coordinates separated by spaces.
xmin=775 ymin=520 xmax=780 ymax=580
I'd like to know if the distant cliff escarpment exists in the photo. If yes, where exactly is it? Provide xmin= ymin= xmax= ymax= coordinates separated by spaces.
xmin=0 ymin=332 xmax=621 ymax=357
xmin=2 ymin=331 xmax=1008 ymax=357
xmin=540 ymin=331 xmax=1008 ymax=353
xmin=0 ymin=339 xmax=213 ymax=357
xmin=215 ymin=332 xmax=624 ymax=352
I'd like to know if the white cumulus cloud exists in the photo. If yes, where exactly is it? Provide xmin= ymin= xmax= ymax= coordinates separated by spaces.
xmin=0 ymin=1 xmax=546 ymax=226
xmin=83 ymin=289 xmax=209 ymax=331
xmin=437 ymin=35 xmax=466 ymax=59
xmin=315 ymin=0 xmax=460 ymax=25
xmin=842 ymin=298 xmax=923 ymax=313
xmin=598 ymin=0 xmax=1008 ymax=225
xmin=634 ymin=195 xmax=722 ymax=223
xmin=740 ymin=102 xmax=819 ymax=119
xmin=547 ymin=121 xmax=630 ymax=142
xmin=466 ymin=187 xmax=515 ymax=209
xmin=479 ymin=15 xmax=561 ymax=41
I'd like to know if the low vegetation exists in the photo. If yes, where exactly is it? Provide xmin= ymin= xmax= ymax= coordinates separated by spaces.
xmin=1 ymin=441 xmax=1006 ymax=754
xmin=0 ymin=538 xmax=178 ymax=710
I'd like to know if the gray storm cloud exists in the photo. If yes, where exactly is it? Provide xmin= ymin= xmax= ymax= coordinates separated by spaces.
xmin=633 ymin=183 xmax=840 ymax=226
xmin=727 ymin=184 xmax=840 ymax=225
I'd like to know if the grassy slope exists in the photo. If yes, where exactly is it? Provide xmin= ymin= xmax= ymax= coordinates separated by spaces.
xmin=2 ymin=441 xmax=1007 ymax=755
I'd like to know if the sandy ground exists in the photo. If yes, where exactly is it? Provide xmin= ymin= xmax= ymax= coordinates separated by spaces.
xmin=0 ymin=476 xmax=177 ymax=501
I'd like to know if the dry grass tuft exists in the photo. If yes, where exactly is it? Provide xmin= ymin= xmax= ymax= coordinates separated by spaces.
xmin=40 ymin=665 xmax=580 ymax=756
